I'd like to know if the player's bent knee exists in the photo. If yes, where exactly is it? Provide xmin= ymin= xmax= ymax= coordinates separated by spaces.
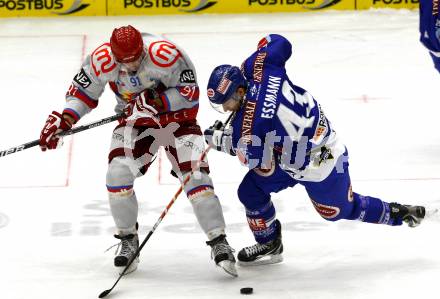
xmin=188 ymin=187 xmax=226 ymax=238
xmin=237 ymin=180 xmax=251 ymax=205
xmin=181 ymin=170 xmax=226 ymax=237
xmin=183 ymin=170 xmax=215 ymax=201
xmin=106 ymin=157 xmax=136 ymax=196
xmin=237 ymin=178 xmax=264 ymax=208
xmin=310 ymin=198 xmax=347 ymax=222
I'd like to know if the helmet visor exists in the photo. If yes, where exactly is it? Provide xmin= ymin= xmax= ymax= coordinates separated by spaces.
xmin=210 ymin=91 xmax=242 ymax=114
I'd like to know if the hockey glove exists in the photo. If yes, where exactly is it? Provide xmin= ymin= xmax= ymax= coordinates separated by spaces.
xmin=204 ymin=121 xmax=235 ymax=156
xmin=124 ymin=88 xmax=167 ymax=124
xmin=39 ymin=111 xmax=73 ymax=151
xmin=136 ymin=88 xmax=166 ymax=114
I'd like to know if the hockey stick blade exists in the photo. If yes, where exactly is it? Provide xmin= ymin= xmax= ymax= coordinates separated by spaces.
xmin=99 ymin=289 xmax=111 ymax=298
xmin=98 ymin=113 xmax=234 ymax=298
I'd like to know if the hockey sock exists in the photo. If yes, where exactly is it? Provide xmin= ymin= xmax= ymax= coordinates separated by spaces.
xmin=349 ymin=192 xmax=401 ymax=226
xmin=245 ymin=201 xmax=279 ymax=243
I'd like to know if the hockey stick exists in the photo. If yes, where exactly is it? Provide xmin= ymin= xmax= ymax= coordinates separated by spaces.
xmin=0 ymin=113 xmax=123 ymax=158
xmin=99 ymin=146 xmax=212 ymax=298
xmin=99 ymin=112 xmax=234 ymax=298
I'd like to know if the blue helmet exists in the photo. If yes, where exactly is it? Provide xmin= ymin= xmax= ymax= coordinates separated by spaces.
xmin=206 ymin=64 xmax=246 ymax=105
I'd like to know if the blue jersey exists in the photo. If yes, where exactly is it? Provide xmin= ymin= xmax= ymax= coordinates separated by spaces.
xmin=229 ymin=34 xmax=345 ymax=182
xmin=419 ymin=0 xmax=440 ymax=73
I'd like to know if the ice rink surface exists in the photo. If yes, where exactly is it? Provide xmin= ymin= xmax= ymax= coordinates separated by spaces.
xmin=0 ymin=8 xmax=439 ymax=299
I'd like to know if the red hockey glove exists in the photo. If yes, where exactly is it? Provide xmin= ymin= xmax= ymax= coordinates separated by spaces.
xmin=122 ymin=89 xmax=164 ymax=125
xmin=122 ymin=89 xmax=161 ymax=119
xmin=135 ymin=88 xmax=164 ymax=114
xmin=39 ymin=111 xmax=72 ymax=151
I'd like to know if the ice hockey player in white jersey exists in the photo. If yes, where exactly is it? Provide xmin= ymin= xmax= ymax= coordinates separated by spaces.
xmin=39 ymin=25 xmax=236 ymax=277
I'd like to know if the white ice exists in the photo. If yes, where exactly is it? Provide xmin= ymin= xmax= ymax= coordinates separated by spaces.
xmin=0 ymin=9 xmax=439 ymax=299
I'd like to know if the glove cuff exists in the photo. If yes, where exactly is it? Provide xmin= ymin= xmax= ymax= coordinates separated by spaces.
xmin=51 ymin=111 xmax=73 ymax=130
xmin=212 ymin=130 xmax=224 ymax=147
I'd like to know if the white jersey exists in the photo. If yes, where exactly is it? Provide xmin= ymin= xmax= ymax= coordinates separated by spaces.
xmin=63 ymin=33 xmax=199 ymax=125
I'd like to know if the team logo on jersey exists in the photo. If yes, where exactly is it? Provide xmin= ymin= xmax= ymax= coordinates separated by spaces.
xmin=316 ymin=147 xmax=334 ymax=166
xmin=179 ymin=69 xmax=196 ymax=83
xmin=149 ymin=41 xmax=181 ymax=67
xmin=74 ymin=68 xmax=92 ymax=89
xmin=253 ymin=52 xmax=267 ymax=83
xmin=249 ymin=83 xmax=258 ymax=97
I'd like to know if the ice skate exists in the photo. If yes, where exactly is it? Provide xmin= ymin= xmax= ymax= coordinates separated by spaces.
xmin=113 ymin=233 xmax=139 ymax=275
xmin=206 ymin=235 xmax=238 ymax=277
xmin=238 ymin=220 xmax=283 ymax=266
xmin=390 ymin=203 xmax=427 ymax=228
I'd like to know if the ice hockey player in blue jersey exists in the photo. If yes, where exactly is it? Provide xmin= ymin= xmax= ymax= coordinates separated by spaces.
xmin=204 ymin=34 xmax=428 ymax=266
xmin=419 ymin=0 xmax=440 ymax=73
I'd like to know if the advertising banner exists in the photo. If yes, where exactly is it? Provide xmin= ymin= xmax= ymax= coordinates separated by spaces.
xmin=0 ymin=0 xmax=104 ymax=17
xmin=0 ymin=0 xmax=419 ymax=18
xmin=107 ymin=0 xmax=354 ymax=16
xmin=356 ymin=0 xmax=419 ymax=10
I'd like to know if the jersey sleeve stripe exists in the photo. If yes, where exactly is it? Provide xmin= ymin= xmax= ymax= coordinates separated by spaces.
xmin=62 ymin=108 xmax=81 ymax=122
xmin=73 ymin=88 xmax=99 ymax=108
xmin=161 ymin=93 xmax=171 ymax=111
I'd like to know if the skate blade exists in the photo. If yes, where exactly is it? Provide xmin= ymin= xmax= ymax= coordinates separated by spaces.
xmin=424 ymin=208 xmax=440 ymax=224
xmin=238 ymin=254 xmax=283 ymax=267
xmin=426 ymin=208 xmax=439 ymax=218
xmin=118 ymin=258 xmax=139 ymax=276
xmin=218 ymin=260 xmax=238 ymax=277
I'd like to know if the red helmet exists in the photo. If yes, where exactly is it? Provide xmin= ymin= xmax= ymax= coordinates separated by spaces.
xmin=110 ymin=25 xmax=144 ymax=63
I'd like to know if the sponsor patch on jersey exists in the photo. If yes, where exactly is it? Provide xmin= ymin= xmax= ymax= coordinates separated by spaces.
xmin=179 ymin=69 xmax=196 ymax=83
xmin=216 ymin=77 xmax=232 ymax=95
xmin=249 ymin=83 xmax=258 ymax=97
xmin=149 ymin=40 xmax=181 ymax=67
xmin=74 ymin=68 xmax=92 ymax=88
xmin=310 ymin=198 xmax=340 ymax=219
xmin=247 ymin=217 xmax=267 ymax=231
xmin=241 ymin=101 xmax=257 ymax=144
xmin=312 ymin=104 xmax=328 ymax=143
xmin=253 ymin=52 xmax=267 ymax=83
xmin=207 ymin=88 xmax=215 ymax=98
